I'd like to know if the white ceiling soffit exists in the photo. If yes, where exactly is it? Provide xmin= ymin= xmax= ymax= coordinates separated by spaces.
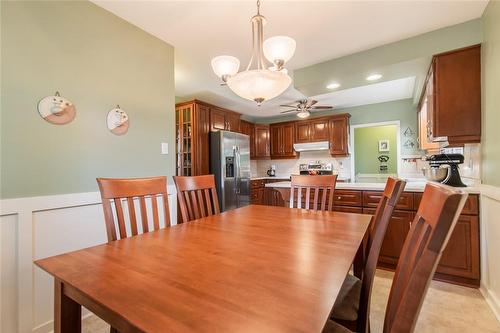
xmin=92 ymin=0 xmax=488 ymax=117
xmin=311 ymin=77 xmax=416 ymax=110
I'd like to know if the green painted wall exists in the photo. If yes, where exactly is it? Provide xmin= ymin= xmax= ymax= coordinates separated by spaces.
xmin=481 ymin=1 xmax=500 ymax=187
xmin=255 ymin=98 xmax=419 ymax=156
xmin=1 ymin=1 xmax=175 ymax=199
xmin=354 ymin=125 xmax=398 ymax=175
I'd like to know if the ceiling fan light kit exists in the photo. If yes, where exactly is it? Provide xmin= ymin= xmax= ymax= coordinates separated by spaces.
xmin=280 ymin=98 xmax=334 ymax=118
xmin=211 ymin=0 xmax=295 ymax=106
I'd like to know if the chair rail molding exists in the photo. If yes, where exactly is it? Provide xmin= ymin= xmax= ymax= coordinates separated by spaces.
xmin=0 ymin=186 xmax=177 ymax=333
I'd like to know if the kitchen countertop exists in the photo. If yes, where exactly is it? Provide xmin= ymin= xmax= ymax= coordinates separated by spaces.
xmin=265 ymin=181 xmax=481 ymax=194
xmin=251 ymin=175 xmax=351 ymax=181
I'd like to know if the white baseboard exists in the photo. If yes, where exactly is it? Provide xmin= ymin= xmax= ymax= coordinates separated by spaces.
xmin=480 ymin=284 xmax=500 ymax=322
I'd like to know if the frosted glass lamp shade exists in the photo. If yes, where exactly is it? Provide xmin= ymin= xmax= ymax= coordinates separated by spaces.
xmin=211 ymin=55 xmax=240 ymax=78
xmin=226 ymin=69 xmax=292 ymax=104
xmin=296 ymin=111 xmax=310 ymax=119
xmin=263 ymin=36 xmax=296 ymax=63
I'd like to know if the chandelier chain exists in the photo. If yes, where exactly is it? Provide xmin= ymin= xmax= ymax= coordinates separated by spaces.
xmin=257 ymin=0 xmax=261 ymax=15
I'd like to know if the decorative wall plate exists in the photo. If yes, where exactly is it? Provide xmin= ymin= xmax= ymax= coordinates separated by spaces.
xmin=37 ymin=92 xmax=76 ymax=125
xmin=106 ymin=105 xmax=129 ymax=135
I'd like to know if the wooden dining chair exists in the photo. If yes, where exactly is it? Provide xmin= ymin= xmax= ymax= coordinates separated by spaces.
xmin=330 ymin=177 xmax=406 ymax=333
xmin=173 ymin=175 xmax=220 ymax=223
xmin=324 ymin=183 xmax=468 ymax=333
xmin=96 ymin=176 xmax=171 ymax=242
xmin=289 ymin=175 xmax=338 ymax=211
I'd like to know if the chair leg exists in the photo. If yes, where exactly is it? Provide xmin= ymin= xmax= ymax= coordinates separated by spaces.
xmin=110 ymin=327 xmax=119 ymax=333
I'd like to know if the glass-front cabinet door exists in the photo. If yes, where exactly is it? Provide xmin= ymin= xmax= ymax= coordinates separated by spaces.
xmin=176 ymin=104 xmax=193 ymax=176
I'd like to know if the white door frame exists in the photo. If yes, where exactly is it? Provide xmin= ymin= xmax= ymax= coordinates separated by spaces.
xmin=350 ymin=120 xmax=401 ymax=181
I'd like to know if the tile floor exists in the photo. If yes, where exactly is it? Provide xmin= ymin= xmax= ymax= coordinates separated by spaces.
xmin=83 ymin=270 xmax=500 ymax=333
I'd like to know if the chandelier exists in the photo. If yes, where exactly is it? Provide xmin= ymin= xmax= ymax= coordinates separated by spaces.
xmin=211 ymin=0 xmax=296 ymax=106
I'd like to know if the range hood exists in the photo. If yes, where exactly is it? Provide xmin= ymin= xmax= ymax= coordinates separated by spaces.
xmin=293 ymin=141 xmax=330 ymax=152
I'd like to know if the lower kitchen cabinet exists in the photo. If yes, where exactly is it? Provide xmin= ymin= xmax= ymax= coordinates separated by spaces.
xmin=435 ymin=214 xmax=480 ymax=285
xmin=364 ymin=208 xmax=413 ymax=267
xmin=261 ymin=186 xmax=481 ymax=288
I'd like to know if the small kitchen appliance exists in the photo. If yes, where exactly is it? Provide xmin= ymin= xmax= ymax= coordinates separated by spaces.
xmin=267 ymin=165 xmax=276 ymax=177
xmin=299 ymin=161 xmax=334 ymax=175
xmin=424 ymin=153 xmax=466 ymax=187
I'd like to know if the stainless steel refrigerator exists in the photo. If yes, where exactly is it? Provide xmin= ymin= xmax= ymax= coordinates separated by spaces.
xmin=210 ymin=131 xmax=251 ymax=212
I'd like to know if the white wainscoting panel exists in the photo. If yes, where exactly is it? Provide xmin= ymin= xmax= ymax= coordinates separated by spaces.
xmin=1 ymin=214 xmax=19 ymax=333
xmin=479 ymin=185 xmax=500 ymax=322
xmin=0 ymin=186 xmax=177 ymax=333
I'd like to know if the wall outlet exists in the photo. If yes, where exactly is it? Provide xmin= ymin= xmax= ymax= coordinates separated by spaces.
xmin=161 ymin=143 xmax=168 ymax=155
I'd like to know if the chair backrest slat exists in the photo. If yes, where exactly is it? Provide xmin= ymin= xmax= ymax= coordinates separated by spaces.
xmin=382 ymin=183 xmax=467 ymax=333
xmin=204 ymin=189 xmax=213 ymax=216
xmin=114 ymin=198 xmax=127 ymax=239
xmin=151 ymin=195 xmax=160 ymax=231
xmin=161 ymin=193 xmax=171 ymax=228
xmin=289 ymin=175 xmax=338 ymax=211
xmin=174 ymin=175 xmax=220 ymax=223
xmin=96 ymin=176 xmax=170 ymax=242
xmin=139 ymin=196 xmax=149 ymax=233
xmin=126 ymin=197 xmax=138 ymax=236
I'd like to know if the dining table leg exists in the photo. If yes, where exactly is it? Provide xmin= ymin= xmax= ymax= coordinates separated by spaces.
xmin=54 ymin=278 xmax=81 ymax=333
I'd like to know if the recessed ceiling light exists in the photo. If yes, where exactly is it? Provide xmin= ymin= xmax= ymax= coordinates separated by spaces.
xmin=366 ymin=74 xmax=382 ymax=81
xmin=326 ymin=82 xmax=340 ymax=90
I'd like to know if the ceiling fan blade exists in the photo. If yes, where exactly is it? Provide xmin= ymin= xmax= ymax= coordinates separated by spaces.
xmin=280 ymin=109 xmax=298 ymax=114
xmin=280 ymin=104 xmax=298 ymax=108
xmin=307 ymin=100 xmax=318 ymax=107
xmin=311 ymin=106 xmax=334 ymax=110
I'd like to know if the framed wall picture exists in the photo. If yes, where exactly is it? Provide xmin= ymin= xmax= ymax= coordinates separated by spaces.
xmin=378 ymin=139 xmax=390 ymax=152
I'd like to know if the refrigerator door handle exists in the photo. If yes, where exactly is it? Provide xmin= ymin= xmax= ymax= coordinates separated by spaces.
xmin=235 ymin=146 xmax=241 ymax=194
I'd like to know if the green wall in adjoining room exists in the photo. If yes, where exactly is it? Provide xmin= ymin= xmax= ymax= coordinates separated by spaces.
xmin=255 ymin=99 xmax=420 ymax=156
xmin=354 ymin=125 xmax=398 ymax=175
xmin=0 ymin=1 xmax=175 ymax=199
xmin=481 ymin=0 xmax=500 ymax=187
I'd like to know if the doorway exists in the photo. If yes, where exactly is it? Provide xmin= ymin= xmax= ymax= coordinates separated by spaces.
xmin=350 ymin=121 xmax=401 ymax=182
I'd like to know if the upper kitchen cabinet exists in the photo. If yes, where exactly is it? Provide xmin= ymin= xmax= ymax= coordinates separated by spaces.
xmin=421 ymin=44 xmax=481 ymax=145
xmin=175 ymin=100 xmax=211 ymax=176
xmin=240 ymin=120 xmax=255 ymax=157
xmin=254 ymin=124 xmax=270 ymax=159
xmin=210 ymin=107 xmax=241 ymax=132
xmin=329 ymin=114 xmax=350 ymax=156
xmin=295 ymin=117 xmax=330 ymax=143
xmin=270 ymin=122 xmax=297 ymax=159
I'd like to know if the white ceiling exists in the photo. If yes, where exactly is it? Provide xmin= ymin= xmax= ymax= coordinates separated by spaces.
xmin=313 ymin=77 xmax=416 ymax=110
xmin=93 ymin=0 xmax=488 ymax=117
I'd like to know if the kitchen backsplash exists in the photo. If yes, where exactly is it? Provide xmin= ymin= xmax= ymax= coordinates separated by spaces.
xmin=253 ymin=151 xmax=351 ymax=179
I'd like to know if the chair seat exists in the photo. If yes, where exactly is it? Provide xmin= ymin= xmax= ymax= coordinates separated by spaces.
xmin=323 ymin=320 xmax=353 ymax=333
xmin=331 ymin=274 xmax=361 ymax=321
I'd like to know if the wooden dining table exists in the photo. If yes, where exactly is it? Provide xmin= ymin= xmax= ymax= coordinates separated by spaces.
xmin=35 ymin=205 xmax=371 ymax=333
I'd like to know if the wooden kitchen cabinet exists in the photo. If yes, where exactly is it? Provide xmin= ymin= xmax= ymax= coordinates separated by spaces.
xmin=254 ymin=124 xmax=270 ymax=159
xmin=270 ymin=122 xmax=297 ymax=159
xmin=262 ymin=186 xmax=481 ymax=287
xmin=364 ymin=208 xmax=414 ymax=267
xmin=240 ymin=120 xmax=255 ymax=156
xmin=175 ymin=100 xmax=211 ymax=176
xmin=294 ymin=118 xmax=330 ymax=143
xmin=421 ymin=44 xmax=481 ymax=144
xmin=210 ymin=107 xmax=240 ymax=132
xmin=435 ymin=215 xmax=480 ymax=283
xmin=329 ymin=114 xmax=350 ymax=156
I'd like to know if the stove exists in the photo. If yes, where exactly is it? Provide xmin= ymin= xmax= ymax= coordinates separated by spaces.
xmin=299 ymin=161 xmax=334 ymax=175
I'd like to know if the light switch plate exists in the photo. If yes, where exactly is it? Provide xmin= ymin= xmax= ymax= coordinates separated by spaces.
xmin=161 ymin=143 xmax=168 ymax=154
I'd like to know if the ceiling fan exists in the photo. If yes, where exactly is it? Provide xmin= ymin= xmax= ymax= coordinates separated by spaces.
xmin=280 ymin=99 xmax=334 ymax=118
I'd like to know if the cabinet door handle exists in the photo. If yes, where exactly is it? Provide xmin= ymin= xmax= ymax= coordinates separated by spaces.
xmin=337 ymin=196 xmax=342 ymax=200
